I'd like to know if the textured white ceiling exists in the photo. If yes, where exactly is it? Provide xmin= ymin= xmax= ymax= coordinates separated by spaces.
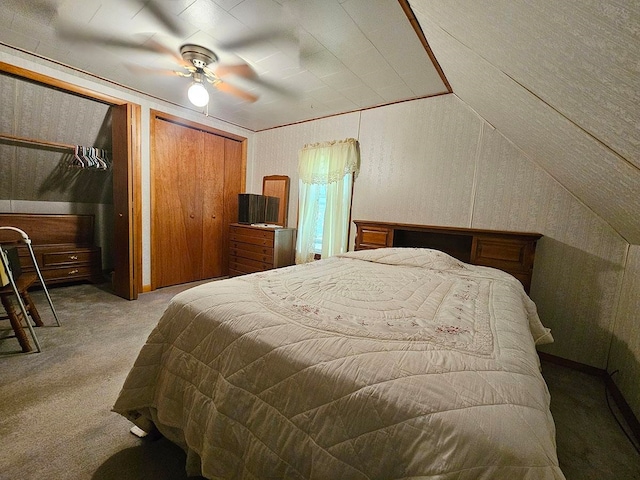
xmin=0 ymin=0 xmax=448 ymax=131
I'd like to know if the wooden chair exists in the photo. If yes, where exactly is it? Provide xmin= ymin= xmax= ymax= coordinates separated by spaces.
xmin=0 ymin=246 xmax=43 ymax=352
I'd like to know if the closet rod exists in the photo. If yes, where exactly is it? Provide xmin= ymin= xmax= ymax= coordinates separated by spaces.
xmin=0 ymin=133 xmax=75 ymax=151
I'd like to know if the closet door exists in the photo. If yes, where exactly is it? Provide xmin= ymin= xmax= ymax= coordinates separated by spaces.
xmin=222 ymin=138 xmax=243 ymax=274
xmin=201 ymin=133 xmax=225 ymax=278
xmin=152 ymin=119 xmax=203 ymax=287
xmin=111 ymin=103 xmax=139 ymax=300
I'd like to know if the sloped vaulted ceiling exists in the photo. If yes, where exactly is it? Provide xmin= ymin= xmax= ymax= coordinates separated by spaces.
xmin=409 ymin=0 xmax=640 ymax=244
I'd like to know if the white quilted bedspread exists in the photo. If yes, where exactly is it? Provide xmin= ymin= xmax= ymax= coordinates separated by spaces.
xmin=113 ymin=248 xmax=564 ymax=479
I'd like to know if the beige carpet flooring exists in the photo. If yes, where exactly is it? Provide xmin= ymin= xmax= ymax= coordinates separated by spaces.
xmin=1 ymin=281 xmax=639 ymax=480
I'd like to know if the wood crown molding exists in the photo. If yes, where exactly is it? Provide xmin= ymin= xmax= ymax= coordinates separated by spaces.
xmin=150 ymin=109 xmax=247 ymax=142
xmin=0 ymin=61 xmax=127 ymax=105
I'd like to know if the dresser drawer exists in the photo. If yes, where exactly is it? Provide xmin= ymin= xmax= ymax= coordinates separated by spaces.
xmin=228 ymin=223 xmax=296 ymax=277
xmin=229 ymin=256 xmax=272 ymax=274
xmin=230 ymin=225 xmax=275 ymax=240
xmin=228 ymin=268 xmax=244 ymax=277
xmin=41 ymin=265 xmax=99 ymax=282
xmin=230 ymin=241 xmax=273 ymax=256
xmin=229 ymin=232 xmax=274 ymax=247
xmin=230 ymin=245 xmax=274 ymax=263
xmin=42 ymin=249 xmax=99 ymax=267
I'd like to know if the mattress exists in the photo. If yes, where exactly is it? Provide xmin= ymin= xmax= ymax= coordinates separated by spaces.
xmin=113 ymin=247 xmax=564 ymax=479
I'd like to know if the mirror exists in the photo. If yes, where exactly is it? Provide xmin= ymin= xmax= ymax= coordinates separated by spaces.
xmin=262 ymin=175 xmax=290 ymax=227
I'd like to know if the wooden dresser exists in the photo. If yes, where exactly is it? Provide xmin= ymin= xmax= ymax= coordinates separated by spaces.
xmin=354 ymin=220 xmax=542 ymax=293
xmin=0 ymin=214 xmax=103 ymax=286
xmin=228 ymin=223 xmax=296 ymax=277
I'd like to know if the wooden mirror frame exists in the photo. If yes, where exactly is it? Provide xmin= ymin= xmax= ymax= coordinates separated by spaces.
xmin=262 ymin=175 xmax=290 ymax=227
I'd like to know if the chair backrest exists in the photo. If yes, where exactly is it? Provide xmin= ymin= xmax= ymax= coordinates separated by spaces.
xmin=0 ymin=246 xmax=22 ymax=283
xmin=0 ymin=249 xmax=9 ymax=287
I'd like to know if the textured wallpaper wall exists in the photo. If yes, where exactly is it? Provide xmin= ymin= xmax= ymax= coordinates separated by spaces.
xmin=609 ymin=245 xmax=640 ymax=419
xmin=252 ymin=94 xmax=632 ymax=376
xmin=472 ymin=124 xmax=628 ymax=368
xmin=355 ymin=95 xmax=478 ymax=228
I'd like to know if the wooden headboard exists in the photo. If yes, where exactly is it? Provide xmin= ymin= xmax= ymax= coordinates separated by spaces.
xmin=353 ymin=220 xmax=542 ymax=293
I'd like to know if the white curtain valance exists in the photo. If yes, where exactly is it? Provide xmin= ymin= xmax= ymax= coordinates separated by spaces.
xmin=298 ymin=138 xmax=360 ymax=185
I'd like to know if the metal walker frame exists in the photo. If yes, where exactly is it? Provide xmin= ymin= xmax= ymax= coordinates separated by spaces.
xmin=0 ymin=226 xmax=61 ymax=353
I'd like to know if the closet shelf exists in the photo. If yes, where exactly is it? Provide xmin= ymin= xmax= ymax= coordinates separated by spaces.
xmin=0 ymin=132 xmax=111 ymax=170
xmin=0 ymin=132 xmax=75 ymax=150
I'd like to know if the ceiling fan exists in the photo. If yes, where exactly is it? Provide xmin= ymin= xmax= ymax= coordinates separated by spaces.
xmin=177 ymin=44 xmax=258 ymax=106
xmin=126 ymin=42 xmax=261 ymax=106
xmin=52 ymin=0 xmax=297 ymax=107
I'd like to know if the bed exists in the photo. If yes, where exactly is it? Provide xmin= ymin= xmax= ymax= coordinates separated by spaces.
xmin=113 ymin=245 xmax=564 ymax=479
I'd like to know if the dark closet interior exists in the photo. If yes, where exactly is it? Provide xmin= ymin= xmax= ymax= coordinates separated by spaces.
xmin=0 ymin=71 xmax=115 ymax=285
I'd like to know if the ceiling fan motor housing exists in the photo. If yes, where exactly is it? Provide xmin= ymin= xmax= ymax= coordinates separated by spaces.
xmin=180 ymin=44 xmax=218 ymax=69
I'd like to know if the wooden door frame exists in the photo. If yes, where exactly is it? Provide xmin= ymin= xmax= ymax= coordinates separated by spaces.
xmin=149 ymin=110 xmax=247 ymax=291
xmin=0 ymin=61 xmax=142 ymax=297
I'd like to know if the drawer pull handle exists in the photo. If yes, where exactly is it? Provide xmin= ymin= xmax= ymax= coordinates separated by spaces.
xmin=70 ymin=255 xmax=78 ymax=260
xmin=68 ymin=269 xmax=79 ymax=275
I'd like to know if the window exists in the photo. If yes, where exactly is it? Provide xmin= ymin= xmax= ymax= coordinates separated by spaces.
xmin=312 ymin=185 xmax=327 ymax=255
xmin=295 ymin=138 xmax=360 ymax=264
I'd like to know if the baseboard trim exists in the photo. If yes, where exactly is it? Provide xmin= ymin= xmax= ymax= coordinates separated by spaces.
xmin=604 ymin=373 xmax=640 ymax=448
xmin=538 ymin=351 xmax=640 ymax=448
xmin=538 ymin=351 xmax=605 ymax=376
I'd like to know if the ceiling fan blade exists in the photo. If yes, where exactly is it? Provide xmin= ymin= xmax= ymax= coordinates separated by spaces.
xmin=214 ymin=82 xmax=259 ymax=103
xmin=248 ymin=77 xmax=298 ymax=100
xmin=56 ymin=24 xmax=156 ymax=52
xmin=56 ymin=21 xmax=191 ymax=69
xmin=216 ymin=27 xmax=298 ymax=51
xmin=145 ymin=38 xmax=192 ymax=68
xmin=132 ymin=0 xmax=186 ymax=36
xmin=210 ymin=63 xmax=256 ymax=79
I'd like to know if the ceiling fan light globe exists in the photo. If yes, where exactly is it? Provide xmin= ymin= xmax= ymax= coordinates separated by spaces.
xmin=188 ymin=82 xmax=209 ymax=107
